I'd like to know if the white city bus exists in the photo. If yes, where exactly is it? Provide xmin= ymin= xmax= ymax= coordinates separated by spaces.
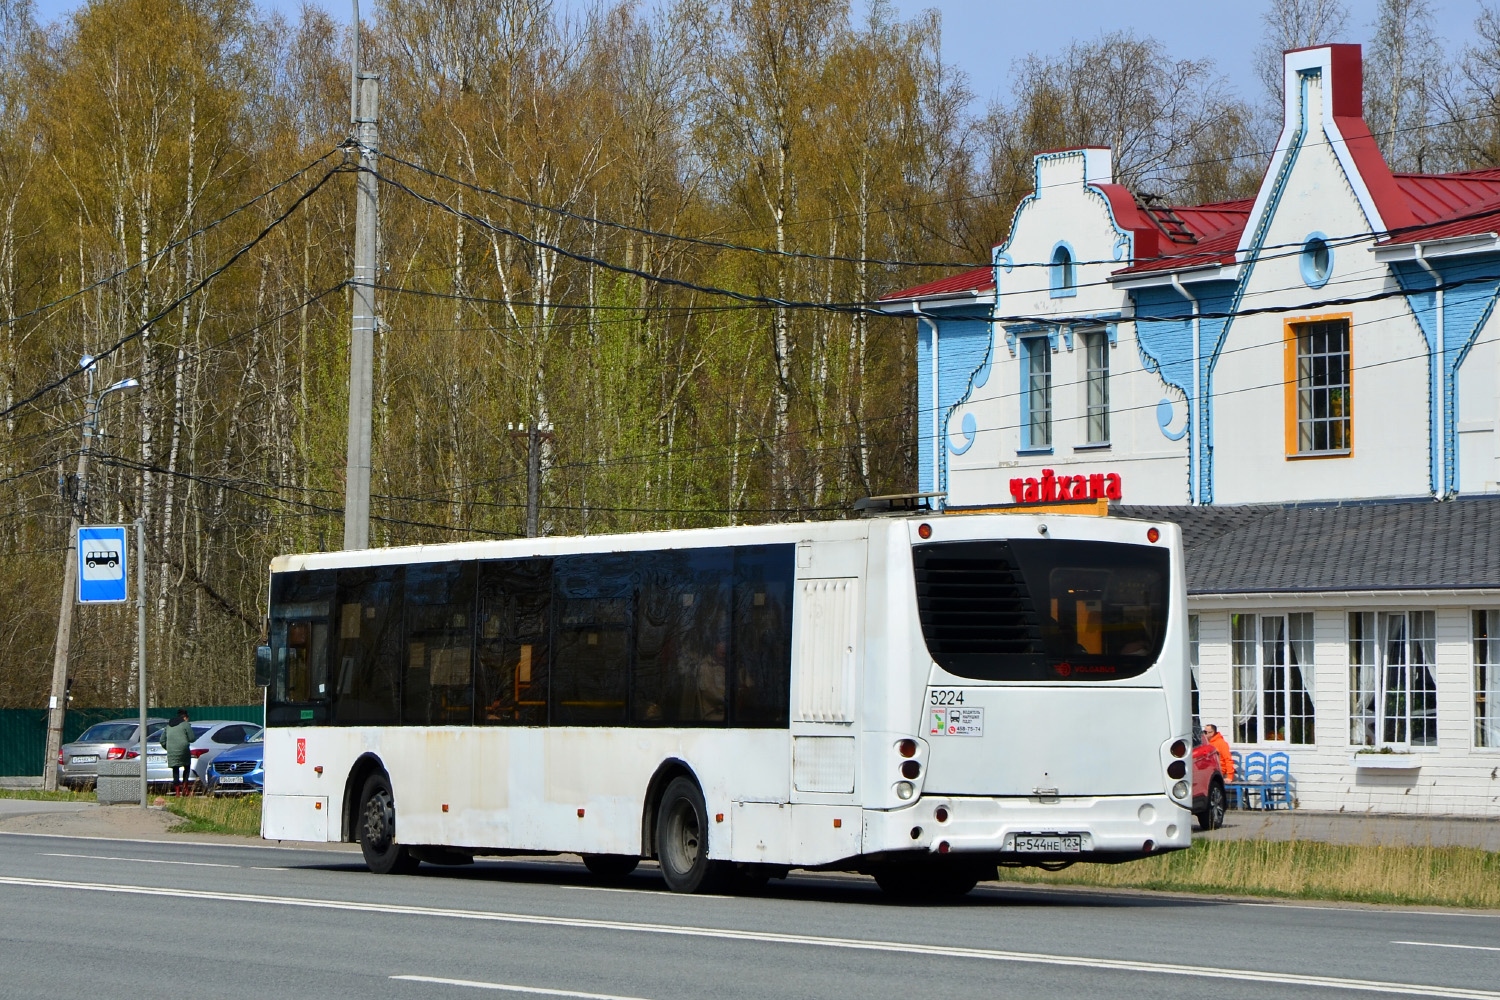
xmin=258 ymin=509 xmax=1193 ymax=897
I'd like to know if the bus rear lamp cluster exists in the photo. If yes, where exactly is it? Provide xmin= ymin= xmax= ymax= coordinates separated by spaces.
xmin=1167 ymin=760 xmax=1186 ymax=780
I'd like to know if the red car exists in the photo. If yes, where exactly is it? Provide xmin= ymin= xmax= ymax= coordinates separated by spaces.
xmin=1191 ymin=729 xmax=1227 ymax=829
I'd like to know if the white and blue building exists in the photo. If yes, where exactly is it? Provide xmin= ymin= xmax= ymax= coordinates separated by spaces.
xmin=881 ymin=45 xmax=1500 ymax=816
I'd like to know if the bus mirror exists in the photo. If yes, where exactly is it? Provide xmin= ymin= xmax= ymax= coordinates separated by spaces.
xmin=254 ymin=645 xmax=272 ymax=687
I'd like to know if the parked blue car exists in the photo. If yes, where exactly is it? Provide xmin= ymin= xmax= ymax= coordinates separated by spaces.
xmin=204 ymin=729 xmax=264 ymax=794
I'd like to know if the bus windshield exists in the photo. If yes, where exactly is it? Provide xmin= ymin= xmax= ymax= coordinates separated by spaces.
xmin=913 ymin=537 xmax=1169 ymax=681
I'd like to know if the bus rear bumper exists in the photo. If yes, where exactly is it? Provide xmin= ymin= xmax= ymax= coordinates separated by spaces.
xmin=863 ymin=794 xmax=1192 ymax=860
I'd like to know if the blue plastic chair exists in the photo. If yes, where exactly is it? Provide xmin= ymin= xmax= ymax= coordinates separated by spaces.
xmin=1227 ymin=751 xmax=1269 ymax=809
xmin=1263 ymin=751 xmax=1294 ymax=809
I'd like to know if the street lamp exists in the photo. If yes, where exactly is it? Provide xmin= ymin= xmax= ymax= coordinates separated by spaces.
xmin=42 ymin=363 xmax=141 ymax=791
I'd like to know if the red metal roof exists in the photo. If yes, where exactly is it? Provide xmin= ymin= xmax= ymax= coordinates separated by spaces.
xmin=879 ymin=161 xmax=1500 ymax=299
xmin=879 ymin=265 xmax=995 ymax=302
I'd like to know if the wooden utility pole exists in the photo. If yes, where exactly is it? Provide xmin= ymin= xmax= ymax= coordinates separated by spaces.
xmin=343 ymin=0 xmax=379 ymax=551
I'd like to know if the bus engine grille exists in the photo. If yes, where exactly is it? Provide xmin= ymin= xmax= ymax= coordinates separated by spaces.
xmin=912 ymin=541 xmax=1043 ymax=663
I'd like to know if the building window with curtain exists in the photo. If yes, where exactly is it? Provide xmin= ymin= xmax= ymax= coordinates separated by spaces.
xmin=1476 ymin=610 xmax=1499 ymax=748
xmin=1231 ymin=612 xmax=1315 ymax=744
xmin=1081 ymin=329 xmax=1109 ymax=445
xmin=1287 ymin=317 xmax=1351 ymax=455
xmin=1021 ymin=337 xmax=1052 ymax=450
xmin=1348 ymin=611 xmax=1437 ymax=747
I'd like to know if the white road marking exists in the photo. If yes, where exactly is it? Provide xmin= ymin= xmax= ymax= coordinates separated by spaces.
xmin=0 ymin=829 xmax=359 ymax=853
xmin=41 ymin=852 xmax=239 ymax=869
xmin=1242 ymin=902 xmax=1500 ymax=921
xmin=1396 ymin=942 xmax=1500 ymax=954
xmin=0 ymin=875 xmax=1496 ymax=998
xmin=393 ymin=975 xmax=652 ymax=999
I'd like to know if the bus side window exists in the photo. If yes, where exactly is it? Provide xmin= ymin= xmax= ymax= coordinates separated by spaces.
xmin=403 ymin=561 xmax=476 ymax=726
xmin=476 ymin=558 xmax=551 ymax=726
xmin=633 ymin=549 xmax=731 ymax=726
xmin=333 ymin=565 xmax=404 ymax=726
xmin=552 ymin=553 xmax=632 ymax=726
xmin=732 ymin=545 xmax=794 ymax=727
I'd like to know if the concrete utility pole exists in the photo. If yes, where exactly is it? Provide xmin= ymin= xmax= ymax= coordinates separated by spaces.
xmin=43 ymin=362 xmax=138 ymax=790
xmin=343 ymin=0 xmax=380 ymax=551
xmin=507 ymin=423 xmax=553 ymax=538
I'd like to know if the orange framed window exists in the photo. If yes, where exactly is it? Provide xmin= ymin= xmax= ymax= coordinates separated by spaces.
xmin=1283 ymin=313 xmax=1352 ymax=458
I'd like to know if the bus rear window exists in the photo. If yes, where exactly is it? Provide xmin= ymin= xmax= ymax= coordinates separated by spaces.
xmin=913 ymin=538 xmax=1169 ymax=682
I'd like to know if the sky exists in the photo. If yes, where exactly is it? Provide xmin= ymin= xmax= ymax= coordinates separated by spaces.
xmin=23 ymin=0 xmax=1493 ymax=111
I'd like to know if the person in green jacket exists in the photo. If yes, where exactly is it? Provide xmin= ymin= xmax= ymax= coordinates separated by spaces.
xmin=163 ymin=709 xmax=194 ymax=796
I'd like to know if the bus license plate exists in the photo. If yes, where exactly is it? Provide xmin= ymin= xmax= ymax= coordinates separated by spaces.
xmin=1014 ymin=834 xmax=1082 ymax=853
xmin=219 ymin=776 xmax=243 ymax=785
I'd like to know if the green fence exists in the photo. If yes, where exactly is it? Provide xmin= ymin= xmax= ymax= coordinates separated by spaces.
xmin=0 ymin=705 xmax=264 ymax=777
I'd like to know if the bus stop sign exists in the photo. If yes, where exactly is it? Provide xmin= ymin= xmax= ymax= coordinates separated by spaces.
xmin=78 ymin=525 xmax=128 ymax=603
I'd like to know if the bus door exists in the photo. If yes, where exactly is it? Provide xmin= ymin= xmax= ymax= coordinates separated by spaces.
xmin=788 ymin=529 xmax=868 ymax=805
xmin=912 ymin=536 xmax=1175 ymax=797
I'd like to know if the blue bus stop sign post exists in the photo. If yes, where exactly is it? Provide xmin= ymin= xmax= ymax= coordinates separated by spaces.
xmin=78 ymin=525 xmax=129 ymax=604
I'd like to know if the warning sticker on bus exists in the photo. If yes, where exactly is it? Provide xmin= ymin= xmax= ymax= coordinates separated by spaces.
xmin=931 ymin=707 xmax=984 ymax=736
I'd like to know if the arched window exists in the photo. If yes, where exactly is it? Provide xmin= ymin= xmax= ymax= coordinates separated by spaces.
xmin=1050 ymin=244 xmax=1076 ymax=298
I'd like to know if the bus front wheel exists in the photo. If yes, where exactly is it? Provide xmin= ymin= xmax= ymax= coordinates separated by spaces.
xmin=358 ymin=773 xmax=419 ymax=875
xmin=655 ymin=776 xmax=723 ymax=893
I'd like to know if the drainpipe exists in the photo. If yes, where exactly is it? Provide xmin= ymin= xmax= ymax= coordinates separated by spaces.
xmin=1412 ymin=246 xmax=1445 ymax=497
xmin=1171 ymin=275 xmax=1202 ymax=505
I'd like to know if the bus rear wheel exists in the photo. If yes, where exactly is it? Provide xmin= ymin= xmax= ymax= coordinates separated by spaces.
xmin=358 ymin=773 xmax=419 ymax=875
xmin=582 ymin=854 xmax=639 ymax=879
xmin=655 ymin=776 xmax=723 ymax=893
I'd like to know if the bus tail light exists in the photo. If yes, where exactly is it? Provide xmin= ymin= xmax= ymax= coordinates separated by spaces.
xmin=918 ymin=523 xmax=932 ymax=539
xmin=934 ymin=806 xmax=949 ymax=823
xmin=1167 ymin=760 xmax=1186 ymax=780
xmin=900 ymin=760 xmax=921 ymax=780
xmin=896 ymin=782 xmax=915 ymax=800
xmin=1172 ymin=780 xmax=1189 ymax=800
xmin=1147 ymin=527 xmax=1160 ymax=543
xmin=1143 ymin=840 xmax=1155 ymax=852
xmin=897 ymin=739 xmax=917 ymax=758
xmin=1170 ymin=740 xmax=1187 ymax=758
xmin=937 ymin=840 xmax=950 ymax=854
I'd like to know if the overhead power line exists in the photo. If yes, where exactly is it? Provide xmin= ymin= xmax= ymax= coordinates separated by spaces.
xmin=0 ymin=163 xmax=348 ymax=422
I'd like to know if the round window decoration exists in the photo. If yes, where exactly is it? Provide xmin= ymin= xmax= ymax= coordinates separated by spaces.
xmin=1300 ymin=233 xmax=1332 ymax=288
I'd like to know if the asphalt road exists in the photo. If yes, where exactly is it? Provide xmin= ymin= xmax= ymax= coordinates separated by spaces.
xmin=0 ymin=831 xmax=1496 ymax=1000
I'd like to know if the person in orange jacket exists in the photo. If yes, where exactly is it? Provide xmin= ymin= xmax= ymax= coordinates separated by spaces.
xmin=1203 ymin=723 xmax=1236 ymax=781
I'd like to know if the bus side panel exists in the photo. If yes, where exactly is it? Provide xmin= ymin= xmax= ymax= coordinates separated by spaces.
xmin=295 ymin=726 xmax=790 ymax=858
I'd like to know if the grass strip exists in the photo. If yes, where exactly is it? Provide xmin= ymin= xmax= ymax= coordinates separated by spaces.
xmin=994 ymin=837 xmax=1500 ymax=909
xmin=164 ymin=794 xmax=262 ymax=837
xmin=0 ymin=788 xmax=95 ymax=802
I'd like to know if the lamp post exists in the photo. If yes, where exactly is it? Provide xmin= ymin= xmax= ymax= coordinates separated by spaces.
xmin=42 ymin=360 xmax=140 ymax=790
